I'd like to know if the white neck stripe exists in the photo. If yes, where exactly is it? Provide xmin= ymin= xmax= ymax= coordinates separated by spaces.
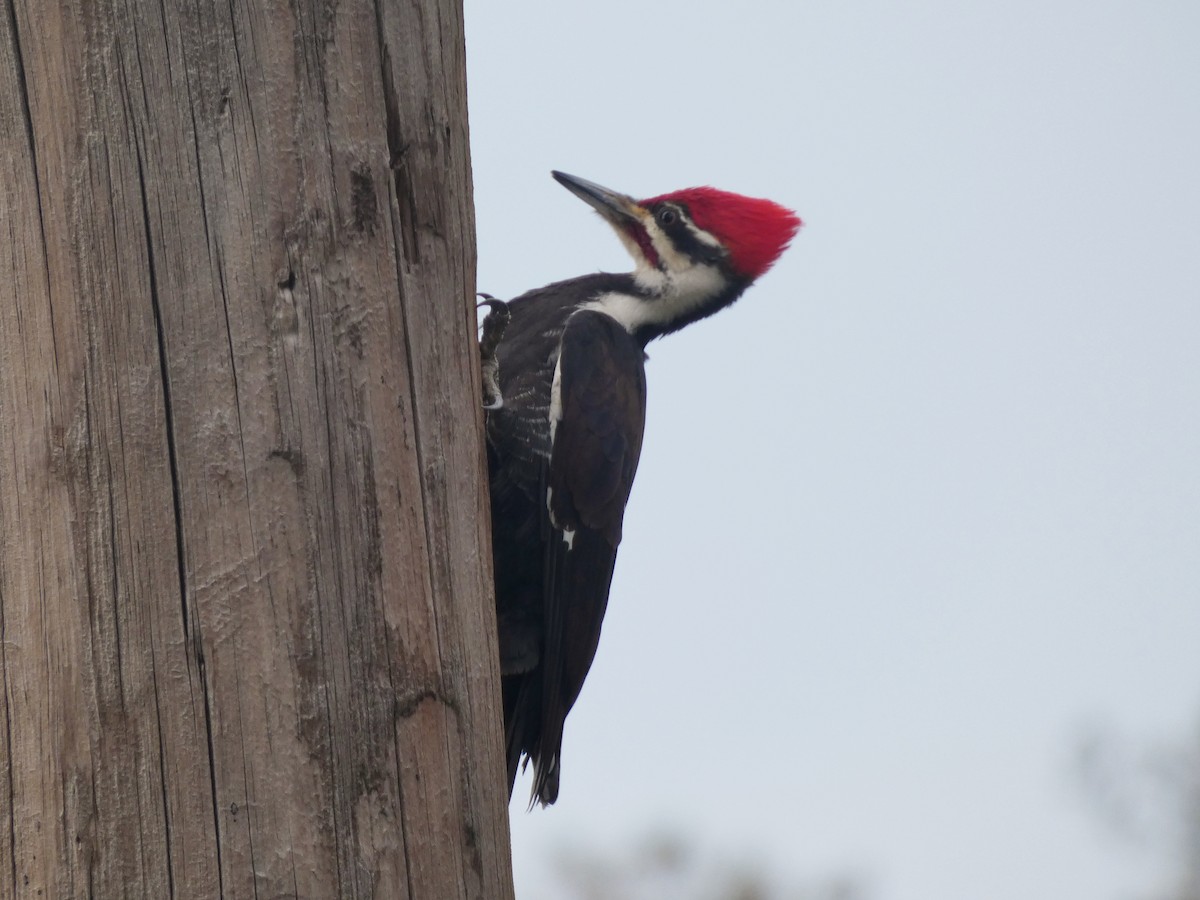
xmin=580 ymin=262 xmax=726 ymax=333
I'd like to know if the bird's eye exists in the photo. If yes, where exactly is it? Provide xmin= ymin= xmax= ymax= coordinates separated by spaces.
xmin=657 ymin=207 xmax=677 ymax=226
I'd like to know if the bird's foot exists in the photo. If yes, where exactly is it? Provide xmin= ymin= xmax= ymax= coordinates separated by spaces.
xmin=477 ymin=293 xmax=511 ymax=410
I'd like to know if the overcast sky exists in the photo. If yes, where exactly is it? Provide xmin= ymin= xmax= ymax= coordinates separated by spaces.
xmin=463 ymin=3 xmax=1200 ymax=898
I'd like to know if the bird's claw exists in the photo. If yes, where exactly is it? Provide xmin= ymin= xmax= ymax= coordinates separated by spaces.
xmin=478 ymin=294 xmax=511 ymax=410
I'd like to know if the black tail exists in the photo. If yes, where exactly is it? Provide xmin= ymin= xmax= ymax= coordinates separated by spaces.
xmin=503 ymin=671 xmax=561 ymax=806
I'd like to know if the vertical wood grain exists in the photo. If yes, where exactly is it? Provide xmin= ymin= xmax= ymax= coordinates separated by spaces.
xmin=0 ymin=0 xmax=513 ymax=896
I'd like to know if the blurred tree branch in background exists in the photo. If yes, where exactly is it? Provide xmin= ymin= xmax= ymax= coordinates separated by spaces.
xmin=533 ymin=832 xmax=870 ymax=900
xmin=1076 ymin=716 xmax=1200 ymax=900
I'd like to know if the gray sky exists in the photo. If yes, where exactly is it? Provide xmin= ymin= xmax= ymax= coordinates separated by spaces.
xmin=464 ymin=3 xmax=1200 ymax=897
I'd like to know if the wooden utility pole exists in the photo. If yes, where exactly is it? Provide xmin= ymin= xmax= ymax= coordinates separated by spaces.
xmin=0 ymin=1 xmax=514 ymax=897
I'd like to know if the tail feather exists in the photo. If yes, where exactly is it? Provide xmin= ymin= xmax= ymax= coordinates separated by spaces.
xmin=503 ymin=671 xmax=562 ymax=807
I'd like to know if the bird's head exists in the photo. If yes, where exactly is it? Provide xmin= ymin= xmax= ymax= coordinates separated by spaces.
xmin=552 ymin=170 xmax=801 ymax=338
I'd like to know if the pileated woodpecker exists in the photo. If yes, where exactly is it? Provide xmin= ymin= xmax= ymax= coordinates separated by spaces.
xmin=486 ymin=171 xmax=800 ymax=806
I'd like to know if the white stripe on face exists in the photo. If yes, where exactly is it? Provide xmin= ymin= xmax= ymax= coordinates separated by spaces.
xmin=589 ymin=203 xmax=731 ymax=333
xmin=682 ymin=215 xmax=723 ymax=249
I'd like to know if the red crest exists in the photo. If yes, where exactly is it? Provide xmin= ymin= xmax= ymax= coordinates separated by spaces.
xmin=642 ymin=187 xmax=801 ymax=280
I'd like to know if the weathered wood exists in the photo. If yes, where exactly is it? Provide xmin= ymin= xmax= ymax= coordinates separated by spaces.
xmin=0 ymin=0 xmax=513 ymax=897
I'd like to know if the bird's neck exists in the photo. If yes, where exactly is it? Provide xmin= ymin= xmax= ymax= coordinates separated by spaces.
xmin=580 ymin=265 xmax=746 ymax=344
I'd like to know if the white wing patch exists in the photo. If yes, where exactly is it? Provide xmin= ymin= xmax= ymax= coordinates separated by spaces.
xmin=545 ymin=486 xmax=577 ymax=552
xmin=546 ymin=347 xmax=576 ymax=551
xmin=548 ymin=350 xmax=565 ymax=445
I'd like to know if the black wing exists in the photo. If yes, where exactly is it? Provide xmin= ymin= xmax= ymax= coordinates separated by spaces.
xmin=531 ymin=310 xmax=647 ymax=804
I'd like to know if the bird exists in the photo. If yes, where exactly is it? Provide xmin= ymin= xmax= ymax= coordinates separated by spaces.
xmin=485 ymin=171 xmax=800 ymax=806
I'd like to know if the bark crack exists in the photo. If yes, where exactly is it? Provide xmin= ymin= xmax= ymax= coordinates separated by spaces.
xmin=374 ymin=6 xmax=420 ymax=267
xmin=134 ymin=140 xmax=190 ymax=644
xmin=373 ymin=0 xmax=438 ymax=644
xmin=1 ymin=581 xmax=17 ymax=900
xmin=134 ymin=134 xmax=226 ymax=896
xmin=317 ymin=383 xmax=348 ymax=896
xmin=233 ymin=666 xmax=260 ymax=900
xmin=215 ymin=255 xmax=257 ymax=552
xmin=197 ymin=651 xmax=225 ymax=898
xmin=148 ymin=643 xmax=176 ymax=899
xmin=6 ymin=0 xmax=59 ymax=374
xmin=3 ymin=7 xmax=38 ymax=891
xmin=372 ymin=12 xmax=452 ymax=896
xmin=105 ymin=467 xmax=127 ymax=709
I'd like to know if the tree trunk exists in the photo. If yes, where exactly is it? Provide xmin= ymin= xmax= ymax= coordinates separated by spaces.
xmin=0 ymin=1 xmax=513 ymax=897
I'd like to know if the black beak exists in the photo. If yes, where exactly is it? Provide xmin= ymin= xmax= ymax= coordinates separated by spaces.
xmin=551 ymin=171 xmax=647 ymax=226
